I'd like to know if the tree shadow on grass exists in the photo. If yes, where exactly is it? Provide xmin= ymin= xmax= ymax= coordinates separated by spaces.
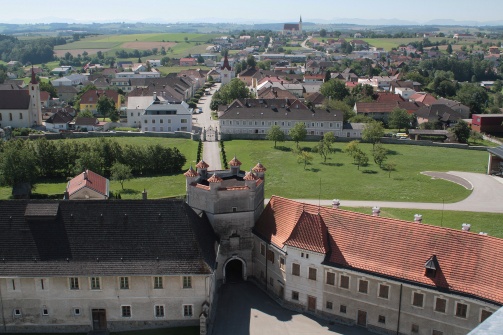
xmin=310 ymin=168 xmax=321 ymax=172
xmin=362 ymin=170 xmax=378 ymax=174
xmin=331 ymin=148 xmax=343 ymax=153
xmin=119 ymin=188 xmax=140 ymax=195
xmin=321 ymin=162 xmax=343 ymax=167
xmin=387 ymin=149 xmax=400 ymax=156
xmin=275 ymin=145 xmax=292 ymax=152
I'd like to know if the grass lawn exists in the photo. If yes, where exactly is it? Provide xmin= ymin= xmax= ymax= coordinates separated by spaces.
xmin=0 ymin=137 xmax=198 ymax=200
xmin=222 ymin=140 xmax=487 ymax=202
xmin=344 ymin=207 xmax=503 ymax=238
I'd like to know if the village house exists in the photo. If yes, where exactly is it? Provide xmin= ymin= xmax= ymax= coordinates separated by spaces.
xmin=65 ymin=170 xmax=109 ymax=200
xmin=79 ymin=90 xmax=121 ymax=114
xmin=136 ymin=96 xmax=192 ymax=133
xmin=44 ymin=110 xmax=74 ymax=132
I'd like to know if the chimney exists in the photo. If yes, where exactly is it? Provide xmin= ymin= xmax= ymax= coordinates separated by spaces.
xmin=63 ymin=191 xmax=70 ymax=200
xmin=142 ymin=189 xmax=147 ymax=200
xmin=332 ymin=199 xmax=340 ymax=209
xmin=153 ymin=92 xmax=157 ymax=101
xmin=462 ymin=223 xmax=471 ymax=232
xmin=372 ymin=206 xmax=380 ymax=217
xmin=414 ymin=214 xmax=423 ymax=223
xmin=83 ymin=170 xmax=88 ymax=180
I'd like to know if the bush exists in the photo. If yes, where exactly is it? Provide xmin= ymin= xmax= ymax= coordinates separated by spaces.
xmin=114 ymin=127 xmax=140 ymax=132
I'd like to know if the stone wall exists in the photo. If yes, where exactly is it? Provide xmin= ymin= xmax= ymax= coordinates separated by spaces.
xmin=23 ymin=131 xmax=198 ymax=141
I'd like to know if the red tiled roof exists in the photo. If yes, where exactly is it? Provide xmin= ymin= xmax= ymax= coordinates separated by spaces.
xmin=376 ymin=92 xmax=404 ymax=103
xmin=285 ymin=211 xmax=329 ymax=254
xmin=355 ymin=102 xmax=398 ymax=113
xmin=66 ymin=170 xmax=108 ymax=197
xmin=229 ymin=156 xmax=242 ymax=166
xmin=184 ymin=166 xmax=199 ymax=177
xmin=221 ymin=54 xmax=232 ymax=71
xmin=410 ymin=93 xmax=437 ymax=105
xmin=243 ymin=171 xmax=258 ymax=181
xmin=40 ymin=91 xmax=50 ymax=101
xmin=196 ymin=160 xmax=209 ymax=169
xmin=207 ymin=174 xmax=223 ymax=183
xmin=254 ymin=196 xmax=503 ymax=305
xmin=80 ymin=90 xmax=119 ymax=105
xmin=253 ymin=162 xmax=267 ymax=172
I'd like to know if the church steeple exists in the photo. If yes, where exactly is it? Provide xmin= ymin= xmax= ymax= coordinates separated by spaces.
xmin=299 ymin=15 xmax=302 ymax=23
xmin=30 ymin=66 xmax=38 ymax=85
xmin=221 ymin=54 xmax=231 ymax=71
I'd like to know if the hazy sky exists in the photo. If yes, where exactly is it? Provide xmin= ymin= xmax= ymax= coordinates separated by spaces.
xmin=1 ymin=0 xmax=501 ymax=24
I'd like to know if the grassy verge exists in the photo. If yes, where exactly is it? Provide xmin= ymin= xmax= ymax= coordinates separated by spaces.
xmin=343 ymin=207 xmax=503 ymax=238
xmin=222 ymin=140 xmax=487 ymax=202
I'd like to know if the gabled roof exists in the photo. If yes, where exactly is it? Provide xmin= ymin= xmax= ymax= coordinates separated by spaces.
xmin=254 ymin=196 xmax=503 ymax=305
xmin=66 ymin=170 xmax=109 ymax=198
xmin=0 ymin=199 xmax=217 ymax=276
xmin=416 ymin=104 xmax=463 ymax=121
xmin=45 ymin=110 xmax=73 ymax=124
xmin=410 ymin=93 xmax=437 ymax=105
xmin=0 ymin=90 xmax=30 ymax=109
xmin=75 ymin=117 xmax=99 ymax=126
xmin=80 ymin=90 xmax=119 ymax=105
xmin=285 ymin=211 xmax=329 ymax=254
xmin=355 ymin=102 xmax=398 ymax=113
xmin=376 ymin=92 xmax=404 ymax=103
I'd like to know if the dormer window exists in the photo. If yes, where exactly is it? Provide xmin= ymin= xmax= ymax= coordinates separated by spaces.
xmin=424 ymin=255 xmax=439 ymax=278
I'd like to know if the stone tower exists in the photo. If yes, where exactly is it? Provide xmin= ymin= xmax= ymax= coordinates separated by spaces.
xmin=28 ymin=67 xmax=43 ymax=127
xmin=184 ymin=159 xmax=266 ymax=282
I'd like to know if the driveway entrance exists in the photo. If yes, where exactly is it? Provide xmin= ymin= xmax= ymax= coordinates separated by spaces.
xmin=225 ymin=259 xmax=244 ymax=283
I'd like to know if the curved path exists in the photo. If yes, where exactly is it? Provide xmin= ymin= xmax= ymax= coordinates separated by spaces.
xmin=286 ymin=172 xmax=503 ymax=213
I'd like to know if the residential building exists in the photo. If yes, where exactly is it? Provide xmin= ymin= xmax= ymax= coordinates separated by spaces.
xmin=74 ymin=117 xmax=102 ymax=131
xmin=115 ymin=70 xmax=160 ymax=79
xmin=219 ymin=98 xmax=343 ymax=137
xmin=139 ymin=97 xmax=192 ymax=133
xmin=471 ymin=114 xmax=503 ymax=134
xmin=0 ymin=199 xmax=217 ymax=332
xmin=52 ymin=74 xmax=88 ymax=87
xmin=55 ymin=85 xmax=78 ymax=103
xmin=415 ymin=104 xmax=463 ymax=128
xmin=79 ymin=90 xmax=121 ymax=114
xmin=179 ymin=58 xmax=197 ymax=67
xmin=65 ymin=170 xmax=109 ymax=200
xmin=252 ymin=196 xmax=501 ymax=335
xmin=44 ymin=110 xmax=74 ymax=132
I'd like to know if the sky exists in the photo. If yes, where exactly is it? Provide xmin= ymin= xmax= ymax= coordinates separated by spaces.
xmin=1 ymin=0 xmax=503 ymax=25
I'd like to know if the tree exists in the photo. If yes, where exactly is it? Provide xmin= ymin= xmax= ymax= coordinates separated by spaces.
xmin=383 ymin=162 xmax=396 ymax=178
xmin=246 ymin=54 xmax=257 ymax=69
xmin=469 ymin=130 xmax=484 ymax=144
xmin=97 ymin=95 xmax=118 ymax=122
xmin=73 ymin=149 xmax=104 ymax=175
xmin=456 ymin=83 xmax=488 ymax=114
xmin=297 ymin=151 xmax=313 ymax=170
xmin=39 ymin=81 xmax=58 ymax=98
xmin=362 ymin=120 xmax=385 ymax=149
xmin=388 ymin=107 xmax=412 ymax=132
xmin=111 ymin=163 xmax=133 ymax=190
xmin=78 ymin=109 xmax=94 ymax=118
xmin=0 ymin=140 xmax=39 ymax=188
xmin=320 ymin=29 xmax=327 ymax=37
xmin=266 ymin=125 xmax=285 ymax=148
xmin=450 ymin=120 xmax=471 ymax=143
xmin=320 ymin=79 xmax=350 ymax=101
xmin=210 ymin=78 xmax=251 ymax=110
xmin=372 ymin=143 xmax=388 ymax=167
xmin=289 ymin=122 xmax=307 ymax=148
xmin=446 ymin=43 xmax=453 ymax=54
xmin=353 ymin=150 xmax=368 ymax=170
xmin=324 ymin=70 xmax=331 ymax=83
xmin=322 ymin=99 xmax=355 ymax=122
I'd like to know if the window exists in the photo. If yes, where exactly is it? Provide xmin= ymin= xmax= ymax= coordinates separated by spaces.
xmin=326 ymin=301 xmax=333 ymax=310
xmin=160 ymin=119 xmax=163 ymax=123
xmin=181 ymin=119 xmax=188 ymax=123
xmin=378 ymin=284 xmax=389 ymax=299
xmin=435 ymin=297 xmax=447 ymax=313
xmin=11 ymin=279 xmax=16 ymax=290
xmin=266 ymin=250 xmax=274 ymax=263
xmin=121 ymin=305 xmax=131 ymax=317
xmin=292 ymin=291 xmax=299 ymax=301
xmin=131 ymin=113 xmax=133 ymax=116
xmin=292 ymin=263 xmax=300 ymax=276
xmin=411 ymin=324 xmax=419 ymax=333
xmin=269 ymin=277 xmax=274 ymax=287
xmin=144 ymin=120 xmax=148 ymax=123
xmin=39 ymin=278 xmax=46 ymax=290
xmin=432 ymin=330 xmax=443 ymax=335
xmin=152 ymin=119 xmax=156 ymax=123
xmin=73 ymin=308 xmax=81 ymax=316
xmin=9 ymin=113 xmax=12 ymax=121
xmin=306 ymin=254 xmax=309 ymax=259
xmin=412 ymin=292 xmax=424 ymax=308
xmin=13 ymin=309 xmax=21 ymax=317
xmin=308 ymin=267 xmax=317 ymax=281
xmin=90 ymin=277 xmax=101 ymax=290
xmin=69 ymin=277 xmax=79 ymax=290
xmin=19 ymin=113 xmax=23 ymax=119
xmin=153 ymin=276 xmax=163 ymax=289
xmin=42 ymin=306 xmax=49 ymax=316
xmin=183 ymin=305 xmax=193 ymax=317
xmin=378 ymin=315 xmax=386 ymax=324
xmin=260 ymin=243 xmax=265 ymax=256
xmin=155 ymin=305 xmax=165 ymax=318
xmin=339 ymin=275 xmax=349 ymax=289
xmin=358 ymin=280 xmax=368 ymax=294
xmin=340 ymin=305 xmax=347 ymax=314
xmin=326 ymin=272 xmax=335 ymax=285
xmin=280 ymin=257 xmax=285 ymax=271
xmin=481 ymin=310 xmax=493 ymax=323
xmin=455 ymin=302 xmax=468 ymax=318
xmin=120 ymin=277 xmax=129 ymax=289
xmin=183 ymin=276 xmax=192 ymax=289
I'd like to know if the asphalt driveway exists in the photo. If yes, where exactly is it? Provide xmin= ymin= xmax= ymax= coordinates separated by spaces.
xmin=211 ymin=281 xmax=372 ymax=335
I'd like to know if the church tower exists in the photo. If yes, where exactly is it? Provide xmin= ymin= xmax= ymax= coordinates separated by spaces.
xmin=28 ymin=67 xmax=43 ymax=127
xmin=299 ymin=15 xmax=303 ymax=34
xmin=220 ymin=54 xmax=235 ymax=85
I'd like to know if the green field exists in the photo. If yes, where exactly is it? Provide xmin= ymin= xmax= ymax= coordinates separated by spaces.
xmin=344 ymin=207 xmax=503 ymax=238
xmin=0 ymin=137 xmax=198 ymax=200
xmin=222 ymin=140 xmax=487 ymax=202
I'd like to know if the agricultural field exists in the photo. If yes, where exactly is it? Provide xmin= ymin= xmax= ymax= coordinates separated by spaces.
xmin=221 ymin=139 xmax=487 ymax=202
xmin=53 ymin=33 xmax=222 ymax=59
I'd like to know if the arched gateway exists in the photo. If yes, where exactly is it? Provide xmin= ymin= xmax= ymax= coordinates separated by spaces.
xmin=223 ymin=256 xmax=247 ymax=283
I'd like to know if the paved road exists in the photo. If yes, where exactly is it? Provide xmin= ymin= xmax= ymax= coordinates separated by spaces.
xmin=204 ymin=141 xmax=222 ymax=170
xmin=212 ymin=282 xmax=372 ymax=335
xmin=286 ymin=172 xmax=503 ymax=214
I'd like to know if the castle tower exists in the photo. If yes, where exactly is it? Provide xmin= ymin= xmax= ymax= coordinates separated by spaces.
xmin=28 ymin=67 xmax=42 ymax=127
xmin=185 ymin=158 xmax=266 ymax=283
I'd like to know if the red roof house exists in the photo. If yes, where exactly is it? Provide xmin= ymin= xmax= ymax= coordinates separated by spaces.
xmin=65 ymin=170 xmax=109 ymax=200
